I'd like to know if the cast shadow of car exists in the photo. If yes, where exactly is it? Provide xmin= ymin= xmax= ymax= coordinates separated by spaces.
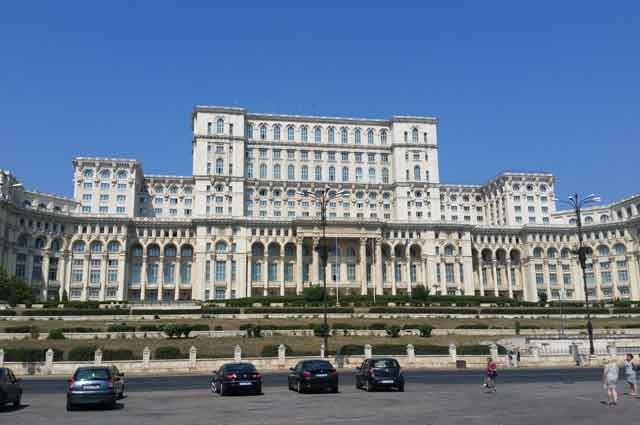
xmin=68 ymin=403 xmax=125 ymax=411
xmin=0 ymin=404 xmax=29 ymax=413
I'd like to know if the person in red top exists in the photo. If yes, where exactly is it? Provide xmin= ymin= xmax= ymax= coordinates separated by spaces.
xmin=483 ymin=357 xmax=498 ymax=392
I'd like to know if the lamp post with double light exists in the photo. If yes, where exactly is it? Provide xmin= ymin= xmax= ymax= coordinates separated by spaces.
xmin=297 ymin=188 xmax=348 ymax=355
xmin=555 ymin=193 xmax=600 ymax=355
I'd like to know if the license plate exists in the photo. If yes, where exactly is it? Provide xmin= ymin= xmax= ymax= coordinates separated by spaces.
xmin=315 ymin=373 xmax=328 ymax=377
xmin=380 ymin=380 xmax=394 ymax=384
xmin=239 ymin=382 xmax=252 ymax=386
xmin=83 ymin=385 xmax=100 ymax=390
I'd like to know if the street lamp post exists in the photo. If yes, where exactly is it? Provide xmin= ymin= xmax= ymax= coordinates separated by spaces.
xmin=298 ymin=188 xmax=348 ymax=356
xmin=556 ymin=193 xmax=600 ymax=355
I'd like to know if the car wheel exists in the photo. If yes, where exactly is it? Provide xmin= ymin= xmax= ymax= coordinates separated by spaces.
xmin=255 ymin=385 xmax=262 ymax=395
xmin=66 ymin=401 xmax=74 ymax=411
xmin=210 ymin=381 xmax=217 ymax=393
xmin=398 ymin=384 xmax=405 ymax=392
xmin=296 ymin=381 xmax=304 ymax=394
xmin=220 ymin=384 xmax=227 ymax=396
xmin=364 ymin=380 xmax=371 ymax=392
xmin=331 ymin=385 xmax=339 ymax=394
xmin=13 ymin=392 xmax=21 ymax=407
xmin=109 ymin=400 xmax=117 ymax=410
xmin=118 ymin=386 xmax=125 ymax=399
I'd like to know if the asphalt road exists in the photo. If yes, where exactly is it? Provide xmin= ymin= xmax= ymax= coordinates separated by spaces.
xmin=21 ymin=367 xmax=603 ymax=394
xmin=4 ymin=367 xmax=639 ymax=425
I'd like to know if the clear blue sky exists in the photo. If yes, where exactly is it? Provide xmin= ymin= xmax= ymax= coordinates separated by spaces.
xmin=1 ymin=1 xmax=638 ymax=202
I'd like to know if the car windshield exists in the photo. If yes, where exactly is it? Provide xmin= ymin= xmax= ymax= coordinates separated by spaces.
xmin=303 ymin=361 xmax=332 ymax=370
xmin=75 ymin=368 xmax=110 ymax=381
xmin=371 ymin=359 xmax=399 ymax=369
xmin=225 ymin=364 xmax=256 ymax=373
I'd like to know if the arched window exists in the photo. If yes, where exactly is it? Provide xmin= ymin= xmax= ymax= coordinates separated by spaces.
xmin=287 ymin=126 xmax=294 ymax=141
xmin=259 ymin=124 xmax=267 ymax=140
xmin=132 ymin=245 xmax=143 ymax=257
xmin=273 ymin=125 xmax=281 ymax=141
xmin=90 ymin=241 xmax=103 ymax=253
xmin=107 ymin=241 xmax=120 ymax=253
xmin=83 ymin=169 xmax=94 ymax=178
xmin=533 ymin=247 xmax=543 ymax=258
xmin=35 ymin=237 xmax=46 ymax=249
xmin=340 ymin=128 xmax=348 ymax=144
xmin=600 ymin=214 xmax=609 ymax=223
xmin=215 ymin=241 xmax=227 ymax=254
xmin=72 ymin=240 xmax=85 ymax=253
xmin=245 ymin=123 xmax=253 ymax=139
xmin=367 ymin=129 xmax=374 ymax=145
xmin=315 ymin=166 xmax=322 ymax=181
xmin=414 ymin=166 xmax=421 ymax=181
xmin=216 ymin=118 xmax=224 ymax=134
xmin=164 ymin=245 xmax=177 ymax=257
xmin=368 ymin=167 xmax=376 ymax=183
xmin=614 ymin=243 xmax=626 ymax=256
xmin=444 ymin=245 xmax=455 ymax=256
xmin=50 ymin=239 xmax=62 ymax=252
xmin=547 ymin=248 xmax=557 ymax=258
xmin=314 ymin=127 xmax=322 ymax=143
xmin=288 ymin=165 xmax=295 ymax=180
xmin=246 ymin=164 xmax=253 ymax=178
xmin=412 ymin=128 xmax=419 ymax=143
xmin=215 ymin=158 xmax=224 ymax=175
xmin=259 ymin=164 xmax=267 ymax=179
xmin=355 ymin=167 xmax=363 ymax=182
xmin=301 ymin=126 xmax=308 ymax=142
xmin=561 ymin=248 xmax=570 ymax=258
xmin=328 ymin=127 xmax=335 ymax=144
xmin=354 ymin=128 xmax=361 ymax=144
xmin=341 ymin=167 xmax=349 ymax=182
xmin=301 ymin=165 xmax=309 ymax=180
xmin=597 ymin=245 xmax=610 ymax=257
xmin=382 ymin=168 xmax=389 ymax=184
xmin=328 ymin=166 xmax=336 ymax=182
xmin=284 ymin=244 xmax=295 ymax=257
xmin=116 ymin=170 xmax=128 ymax=180
xmin=99 ymin=169 xmax=111 ymax=179
xmin=380 ymin=130 xmax=387 ymax=145
xmin=584 ymin=216 xmax=594 ymax=224
xmin=180 ymin=245 xmax=193 ymax=257
xmin=273 ymin=164 xmax=281 ymax=179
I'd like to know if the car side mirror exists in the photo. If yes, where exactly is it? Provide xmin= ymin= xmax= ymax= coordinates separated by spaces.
xmin=289 ymin=368 xmax=295 ymax=372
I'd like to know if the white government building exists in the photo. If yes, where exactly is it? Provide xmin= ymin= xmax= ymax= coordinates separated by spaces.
xmin=1 ymin=105 xmax=639 ymax=303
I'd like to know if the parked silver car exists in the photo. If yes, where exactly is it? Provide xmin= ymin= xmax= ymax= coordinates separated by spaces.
xmin=66 ymin=366 xmax=125 ymax=411
xmin=0 ymin=367 xmax=22 ymax=408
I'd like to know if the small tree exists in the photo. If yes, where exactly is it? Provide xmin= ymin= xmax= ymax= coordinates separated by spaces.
xmin=538 ymin=292 xmax=548 ymax=306
xmin=413 ymin=285 xmax=430 ymax=302
xmin=61 ymin=289 xmax=69 ymax=304
xmin=515 ymin=320 xmax=521 ymax=335
xmin=385 ymin=324 xmax=401 ymax=338
xmin=418 ymin=324 xmax=433 ymax=337
xmin=302 ymin=285 xmax=325 ymax=304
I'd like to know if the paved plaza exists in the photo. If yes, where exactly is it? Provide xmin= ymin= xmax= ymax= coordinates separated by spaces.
xmin=3 ymin=370 xmax=640 ymax=425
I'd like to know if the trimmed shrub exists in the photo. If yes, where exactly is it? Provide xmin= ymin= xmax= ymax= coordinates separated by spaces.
xmin=239 ymin=324 xmax=262 ymax=338
xmin=68 ymin=346 xmax=98 ymax=361
xmin=22 ymin=308 xmax=129 ymax=316
xmin=58 ymin=327 xmax=101 ymax=333
xmin=0 ymin=310 xmax=16 ymax=316
xmin=457 ymin=345 xmax=491 ymax=355
xmin=107 ymin=324 xmax=136 ymax=332
xmin=102 ymin=349 xmax=136 ymax=361
xmin=3 ymin=325 xmax=38 ymax=334
xmin=5 ymin=348 xmax=63 ymax=362
xmin=201 ymin=308 xmax=241 ymax=315
xmin=48 ymin=329 xmax=66 ymax=340
xmin=337 ymin=344 xmax=364 ymax=355
xmin=260 ymin=344 xmax=292 ymax=357
xmin=368 ymin=307 xmax=479 ymax=314
xmin=385 ymin=324 xmax=401 ymax=338
xmin=418 ymin=325 xmax=433 ymax=337
xmin=414 ymin=345 xmax=449 ymax=355
xmin=456 ymin=324 xmax=490 ymax=329
xmin=154 ymin=346 xmax=184 ymax=359
xmin=368 ymin=323 xmax=387 ymax=330
xmin=515 ymin=321 xmax=521 ymax=335
xmin=137 ymin=324 xmax=162 ymax=332
xmin=372 ymin=344 xmax=407 ymax=355
xmin=311 ymin=323 xmax=330 ymax=337
xmin=214 ymin=325 xmax=223 ymax=331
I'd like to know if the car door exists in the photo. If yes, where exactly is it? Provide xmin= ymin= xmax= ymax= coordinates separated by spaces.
xmin=5 ymin=369 xmax=17 ymax=401
xmin=215 ymin=367 xmax=224 ymax=389
xmin=112 ymin=367 xmax=123 ymax=394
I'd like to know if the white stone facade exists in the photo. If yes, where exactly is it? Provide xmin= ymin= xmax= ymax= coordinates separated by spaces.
xmin=0 ymin=106 xmax=639 ymax=303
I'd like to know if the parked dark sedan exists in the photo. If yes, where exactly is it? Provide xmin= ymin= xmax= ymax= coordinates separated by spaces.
xmin=288 ymin=360 xmax=338 ymax=393
xmin=0 ymin=367 xmax=22 ymax=408
xmin=210 ymin=363 xmax=262 ymax=396
xmin=66 ymin=366 xmax=125 ymax=410
xmin=355 ymin=358 xmax=404 ymax=392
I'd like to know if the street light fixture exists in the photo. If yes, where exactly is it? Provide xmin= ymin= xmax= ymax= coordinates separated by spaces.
xmin=555 ymin=193 xmax=600 ymax=355
xmin=297 ymin=188 xmax=349 ymax=355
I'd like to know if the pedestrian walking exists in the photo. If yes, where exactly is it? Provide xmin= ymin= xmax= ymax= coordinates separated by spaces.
xmin=603 ymin=357 xmax=619 ymax=406
xmin=515 ymin=350 xmax=521 ymax=367
xmin=483 ymin=357 xmax=498 ymax=392
xmin=623 ymin=353 xmax=637 ymax=397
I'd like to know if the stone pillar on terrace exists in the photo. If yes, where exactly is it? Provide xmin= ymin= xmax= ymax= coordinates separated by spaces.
xmin=0 ymin=348 xmax=4 ymax=367
xmin=407 ymin=344 xmax=415 ymax=364
xmin=94 ymin=348 xmax=102 ymax=365
xmin=312 ymin=238 xmax=320 ymax=287
xmin=189 ymin=346 xmax=197 ymax=368
xmin=375 ymin=239 xmax=383 ymax=296
xmin=295 ymin=238 xmax=303 ymax=295
xmin=364 ymin=344 xmax=372 ymax=358
xmin=320 ymin=343 xmax=325 ymax=359
xmin=142 ymin=346 xmax=151 ymax=368
xmin=278 ymin=344 xmax=286 ymax=365
xmin=45 ymin=348 xmax=54 ymax=374
xmin=491 ymin=260 xmax=499 ymax=297
xmin=234 ymin=345 xmax=242 ymax=362
xmin=449 ymin=343 xmax=457 ymax=362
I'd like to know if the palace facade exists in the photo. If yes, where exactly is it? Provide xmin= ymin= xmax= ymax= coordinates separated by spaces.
xmin=1 ymin=105 xmax=639 ymax=303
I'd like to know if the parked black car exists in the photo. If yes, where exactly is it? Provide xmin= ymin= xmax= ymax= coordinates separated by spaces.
xmin=66 ymin=366 xmax=125 ymax=410
xmin=288 ymin=360 xmax=338 ymax=393
xmin=0 ymin=367 xmax=22 ymax=408
xmin=355 ymin=358 xmax=404 ymax=392
xmin=210 ymin=363 xmax=262 ymax=396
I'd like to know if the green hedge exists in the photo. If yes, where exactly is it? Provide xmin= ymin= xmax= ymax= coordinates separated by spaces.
xmin=107 ymin=324 xmax=136 ymax=332
xmin=456 ymin=324 xmax=490 ymax=329
xmin=457 ymin=345 xmax=491 ymax=355
xmin=21 ymin=308 xmax=129 ymax=316
xmin=137 ymin=324 xmax=163 ymax=332
xmin=368 ymin=307 xmax=479 ymax=314
xmin=5 ymin=348 xmax=63 ymax=362
xmin=260 ymin=344 xmax=292 ymax=357
xmin=0 ymin=310 xmax=16 ymax=316
xmin=338 ymin=344 xmax=365 ymax=355
xmin=57 ymin=327 xmax=101 ymax=333
xmin=613 ymin=308 xmax=640 ymax=314
xmin=163 ymin=324 xmax=209 ymax=338
xmin=415 ymin=345 xmax=449 ymax=355
xmin=480 ymin=307 xmax=609 ymax=315
xmin=102 ymin=349 xmax=136 ymax=361
xmin=3 ymin=325 xmax=39 ymax=333
xmin=154 ymin=346 xmax=184 ymax=359
xmin=244 ymin=307 xmax=354 ymax=314
xmin=201 ymin=308 xmax=241 ymax=315
xmin=68 ymin=346 xmax=98 ymax=361
xmin=48 ymin=329 xmax=66 ymax=340
xmin=131 ymin=308 xmax=201 ymax=315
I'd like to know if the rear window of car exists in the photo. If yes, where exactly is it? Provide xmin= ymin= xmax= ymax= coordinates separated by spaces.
xmin=302 ymin=361 xmax=333 ymax=370
xmin=371 ymin=359 xmax=399 ymax=369
xmin=75 ymin=368 xmax=110 ymax=381
xmin=225 ymin=364 xmax=256 ymax=373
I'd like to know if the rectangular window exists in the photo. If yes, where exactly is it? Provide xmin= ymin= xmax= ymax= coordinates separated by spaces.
xmin=445 ymin=263 xmax=454 ymax=283
xmin=268 ymin=262 xmax=278 ymax=281
xmin=284 ymin=263 xmax=293 ymax=282
xmin=347 ymin=263 xmax=356 ymax=281
xmin=215 ymin=261 xmax=226 ymax=281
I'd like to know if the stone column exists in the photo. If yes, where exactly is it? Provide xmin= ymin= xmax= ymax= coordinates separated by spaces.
xmin=189 ymin=346 xmax=197 ymax=368
xmin=360 ymin=238 xmax=367 ymax=295
xmin=479 ymin=264 xmax=486 ymax=297
xmin=61 ymin=252 xmax=70 ymax=301
xmin=0 ymin=348 xmax=3 ymax=367
xmin=142 ymin=347 xmax=151 ymax=368
xmin=422 ymin=254 xmax=429 ymax=293
xmin=234 ymin=345 xmax=242 ymax=362
xmin=83 ymin=253 xmax=90 ymax=300
xmin=407 ymin=255 xmax=413 ymax=296
xmin=491 ymin=260 xmax=499 ymax=296
xmin=262 ymin=253 xmax=268 ymax=296
xmin=628 ymin=254 xmax=640 ymax=300
xmin=296 ymin=238 xmax=303 ymax=294
xmin=375 ymin=239 xmax=383 ymax=295
xmin=174 ymin=255 xmax=181 ymax=302
xmin=280 ymin=257 xmax=286 ymax=296
xmin=226 ymin=255 xmax=233 ymax=299
xmin=94 ymin=348 xmax=102 ymax=365
xmin=490 ymin=343 xmax=498 ymax=360
xmin=506 ymin=260 xmax=513 ymax=299
xmin=364 ymin=344 xmax=372 ymax=358
xmin=390 ymin=256 xmax=397 ymax=295
xmin=407 ymin=344 xmax=415 ymax=363
xmin=246 ymin=254 xmax=253 ymax=297
xmin=157 ymin=255 xmax=164 ymax=301
xmin=118 ymin=252 xmax=127 ymax=301
xmin=312 ymin=238 xmax=319 ymax=286
xmin=140 ymin=256 xmax=147 ymax=301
